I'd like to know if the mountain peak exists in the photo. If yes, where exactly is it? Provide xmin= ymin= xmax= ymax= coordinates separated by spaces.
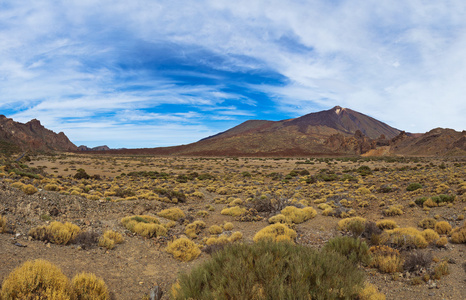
xmin=332 ymin=106 xmax=345 ymax=115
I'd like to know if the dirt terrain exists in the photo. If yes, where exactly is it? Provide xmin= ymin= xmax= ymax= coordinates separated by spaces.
xmin=0 ymin=154 xmax=465 ymax=299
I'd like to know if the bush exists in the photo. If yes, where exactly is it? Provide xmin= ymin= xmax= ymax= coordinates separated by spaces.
xmin=172 ymin=241 xmax=365 ymax=300
xmin=121 ymin=215 xmax=167 ymax=238
xmin=451 ymin=224 xmax=466 ymax=243
xmin=421 ymin=229 xmax=439 ymax=243
xmin=44 ymin=184 xmax=60 ymax=191
xmin=268 ymin=214 xmax=288 ymax=224
xmin=381 ymin=227 xmax=428 ymax=249
xmin=0 ymin=259 xmax=73 ymax=299
xmin=376 ymin=220 xmax=397 ymax=230
xmin=370 ymin=246 xmax=403 ymax=273
xmin=223 ymin=222 xmax=234 ymax=231
xmin=72 ymin=272 xmax=109 ymax=300
xmin=338 ymin=217 xmax=367 ymax=237
xmin=253 ymin=223 xmax=297 ymax=243
xmin=22 ymin=184 xmax=38 ymax=195
xmin=434 ymin=221 xmax=452 ymax=235
xmin=166 ymin=238 xmax=201 ymax=262
xmin=403 ymin=251 xmax=433 ymax=272
xmin=220 ymin=206 xmax=247 ymax=217
xmin=280 ymin=206 xmax=316 ymax=224
xmin=418 ymin=218 xmax=437 ymax=229
xmin=98 ymin=230 xmax=124 ymax=250
xmin=432 ymin=261 xmax=449 ymax=280
xmin=0 ymin=215 xmax=9 ymax=233
xmin=383 ymin=205 xmax=403 ymax=216
xmin=359 ymin=283 xmax=386 ymax=300
xmin=29 ymin=221 xmax=81 ymax=245
xmin=323 ymin=236 xmax=371 ymax=265
xmin=407 ymin=183 xmax=422 ymax=191
xmin=185 ymin=220 xmax=206 ymax=238
xmin=157 ymin=208 xmax=185 ymax=221
xmin=208 ymin=225 xmax=223 ymax=235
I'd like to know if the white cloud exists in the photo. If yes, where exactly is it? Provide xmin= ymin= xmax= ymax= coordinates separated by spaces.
xmin=1 ymin=0 xmax=465 ymax=148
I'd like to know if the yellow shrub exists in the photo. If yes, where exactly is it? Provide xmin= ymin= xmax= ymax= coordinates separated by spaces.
xmin=72 ymin=272 xmax=109 ymax=300
xmin=369 ymin=246 xmax=403 ymax=273
xmin=185 ymin=220 xmax=206 ymax=238
xmin=376 ymin=220 xmax=397 ymax=230
xmin=0 ymin=259 xmax=72 ymax=299
xmin=98 ymin=236 xmax=115 ymax=250
xmin=423 ymin=198 xmax=438 ymax=208
xmin=337 ymin=217 xmax=366 ymax=231
xmin=280 ymin=206 xmax=316 ymax=224
xmin=157 ymin=208 xmax=185 ymax=221
xmin=229 ymin=231 xmax=243 ymax=242
xmin=418 ymin=218 xmax=437 ymax=229
xmin=383 ymin=205 xmax=403 ymax=216
xmin=451 ymin=224 xmax=466 ymax=243
xmin=166 ymin=238 xmax=201 ymax=262
xmin=44 ymin=184 xmax=60 ymax=191
xmin=29 ymin=221 xmax=81 ymax=245
xmin=434 ymin=221 xmax=452 ymax=235
xmin=228 ymin=198 xmax=243 ymax=207
xmin=10 ymin=181 xmax=24 ymax=189
xmin=421 ymin=229 xmax=439 ymax=243
xmin=0 ymin=215 xmax=8 ymax=233
xmin=436 ymin=237 xmax=448 ymax=247
xmin=223 ymin=222 xmax=234 ymax=231
xmin=221 ymin=206 xmax=247 ymax=216
xmin=253 ymin=223 xmax=297 ymax=243
xmin=268 ymin=214 xmax=288 ymax=224
xmin=356 ymin=187 xmax=371 ymax=195
xmin=358 ymin=283 xmax=386 ymax=300
xmin=22 ymin=184 xmax=38 ymax=195
xmin=206 ymin=235 xmax=229 ymax=246
xmin=318 ymin=203 xmax=331 ymax=210
xmin=382 ymin=227 xmax=427 ymax=248
xmin=121 ymin=215 xmax=166 ymax=238
xmin=208 ymin=225 xmax=223 ymax=235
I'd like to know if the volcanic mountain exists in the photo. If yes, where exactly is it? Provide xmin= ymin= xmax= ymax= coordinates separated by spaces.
xmin=0 ymin=115 xmax=77 ymax=153
xmin=104 ymin=106 xmax=403 ymax=157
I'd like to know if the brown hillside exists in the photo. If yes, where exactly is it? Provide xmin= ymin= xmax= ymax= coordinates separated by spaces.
xmin=0 ymin=115 xmax=77 ymax=152
xmin=391 ymin=128 xmax=466 ymax=156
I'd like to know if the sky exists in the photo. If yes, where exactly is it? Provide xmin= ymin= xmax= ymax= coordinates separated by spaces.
xmin=1 ymin=0 xmax=465 ymax=148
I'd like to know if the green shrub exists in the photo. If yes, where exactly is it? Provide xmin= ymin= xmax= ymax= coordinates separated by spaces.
xmin=323 ymin=236 xmax=371 ymax=265
xmin=172 ymin=241 xmax=365 ymax=300
xmin=406 ymin=183 xmax=422 ymax=191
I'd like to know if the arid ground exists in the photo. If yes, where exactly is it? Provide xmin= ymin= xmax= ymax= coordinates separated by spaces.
xmin=1 ymin=154 xmax=465 ymax=299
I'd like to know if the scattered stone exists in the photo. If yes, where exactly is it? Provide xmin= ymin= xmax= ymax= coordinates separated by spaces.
xmin=14 ymin=242 xmax=27 ymax=247
xmin=447 ymin=258 xmax=456 ymax=264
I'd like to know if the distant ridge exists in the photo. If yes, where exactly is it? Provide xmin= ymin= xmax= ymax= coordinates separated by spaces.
xmin=0 ymin=115 xmax=77 ymax=152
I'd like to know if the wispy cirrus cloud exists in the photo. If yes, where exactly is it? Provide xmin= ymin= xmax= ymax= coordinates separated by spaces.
xmin=1 ymin=0 xmax=465 ymax=147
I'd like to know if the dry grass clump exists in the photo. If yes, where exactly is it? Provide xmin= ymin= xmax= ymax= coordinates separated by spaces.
xmin=157 ymin=207 xmax=185 ymax=221
xmin=72 ymin=272 xmax=109 ymax=300
xmin=418 ymin=217 xmax=437 ymax=229
xmin=338 ymin=217 xmax=366 ymax=231
xmin=220 ymin=206 xmax=247 ymax=216
xmin=280 ymin=206 xmax=316 ymax=224
xmin=98 ymin=230 xmax=124 ymax=250
xmin=358 ymin=283 xmax=386 ymax=300
xmin=432 ymin=261 xmax=450 ymax=280
xmin=268 ymin=214 xmax=288 ymax=224
xmin=223 ymin=222 xmax=234 ymax=231
xmin=434 ymin=221 xmax=452 ymax=235
xmin=29 ymin=221 xmax=81 ymax=245
xmin=0 ymin=215 xmax=8 ymax=233
xmin=450 ymin=223 xmax=466 ymax=243
xmin=253 ymin=223 xmax=297 ymax=243
xmin=383 ymin=204 xmax=403 ymax=216
xmin=208 ymin=225 xmax=223 ymax=235
xmin=121 ymin=215 xmax=167 ymax=238
xmin=0 ymin=259 xmax=73 ymax=299
xmin=381 ymin=227 xmax=428 ymax=249
xmin=44 ymin=183 xmax=60 ymax=191
xmin=166 ymin=238 xmax=201 ymax=262
xmin=436 ymin=236 xmax=448 ymax=247
xmin=376 ymin=220 xmax=397 ymax=230
xmin=22 ymin=184 xmax=38 ymax=195
xmin=205 ymin=231 xmax=243 ymax=246
xmin=185 ymin=220 xmax=206 ymax=238
xmin=369 ymin=246 xmax=403 ymax=273
xmin=421 ymin=229 xmax=440 ymax=243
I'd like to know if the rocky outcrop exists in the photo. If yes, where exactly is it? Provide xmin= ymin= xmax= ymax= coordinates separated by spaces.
xmin=78 ymin=145 xmax=111 ymax=151
xmin=0 ymin=115 xmax=77 ymax=152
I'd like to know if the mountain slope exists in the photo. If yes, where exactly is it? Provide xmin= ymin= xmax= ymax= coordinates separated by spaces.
xmin=0 ymin=115 xmax=77 ymax=152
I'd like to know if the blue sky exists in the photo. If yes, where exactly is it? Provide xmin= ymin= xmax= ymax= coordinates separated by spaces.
xmin=1 ymin=1 xmax=465 ymax=148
